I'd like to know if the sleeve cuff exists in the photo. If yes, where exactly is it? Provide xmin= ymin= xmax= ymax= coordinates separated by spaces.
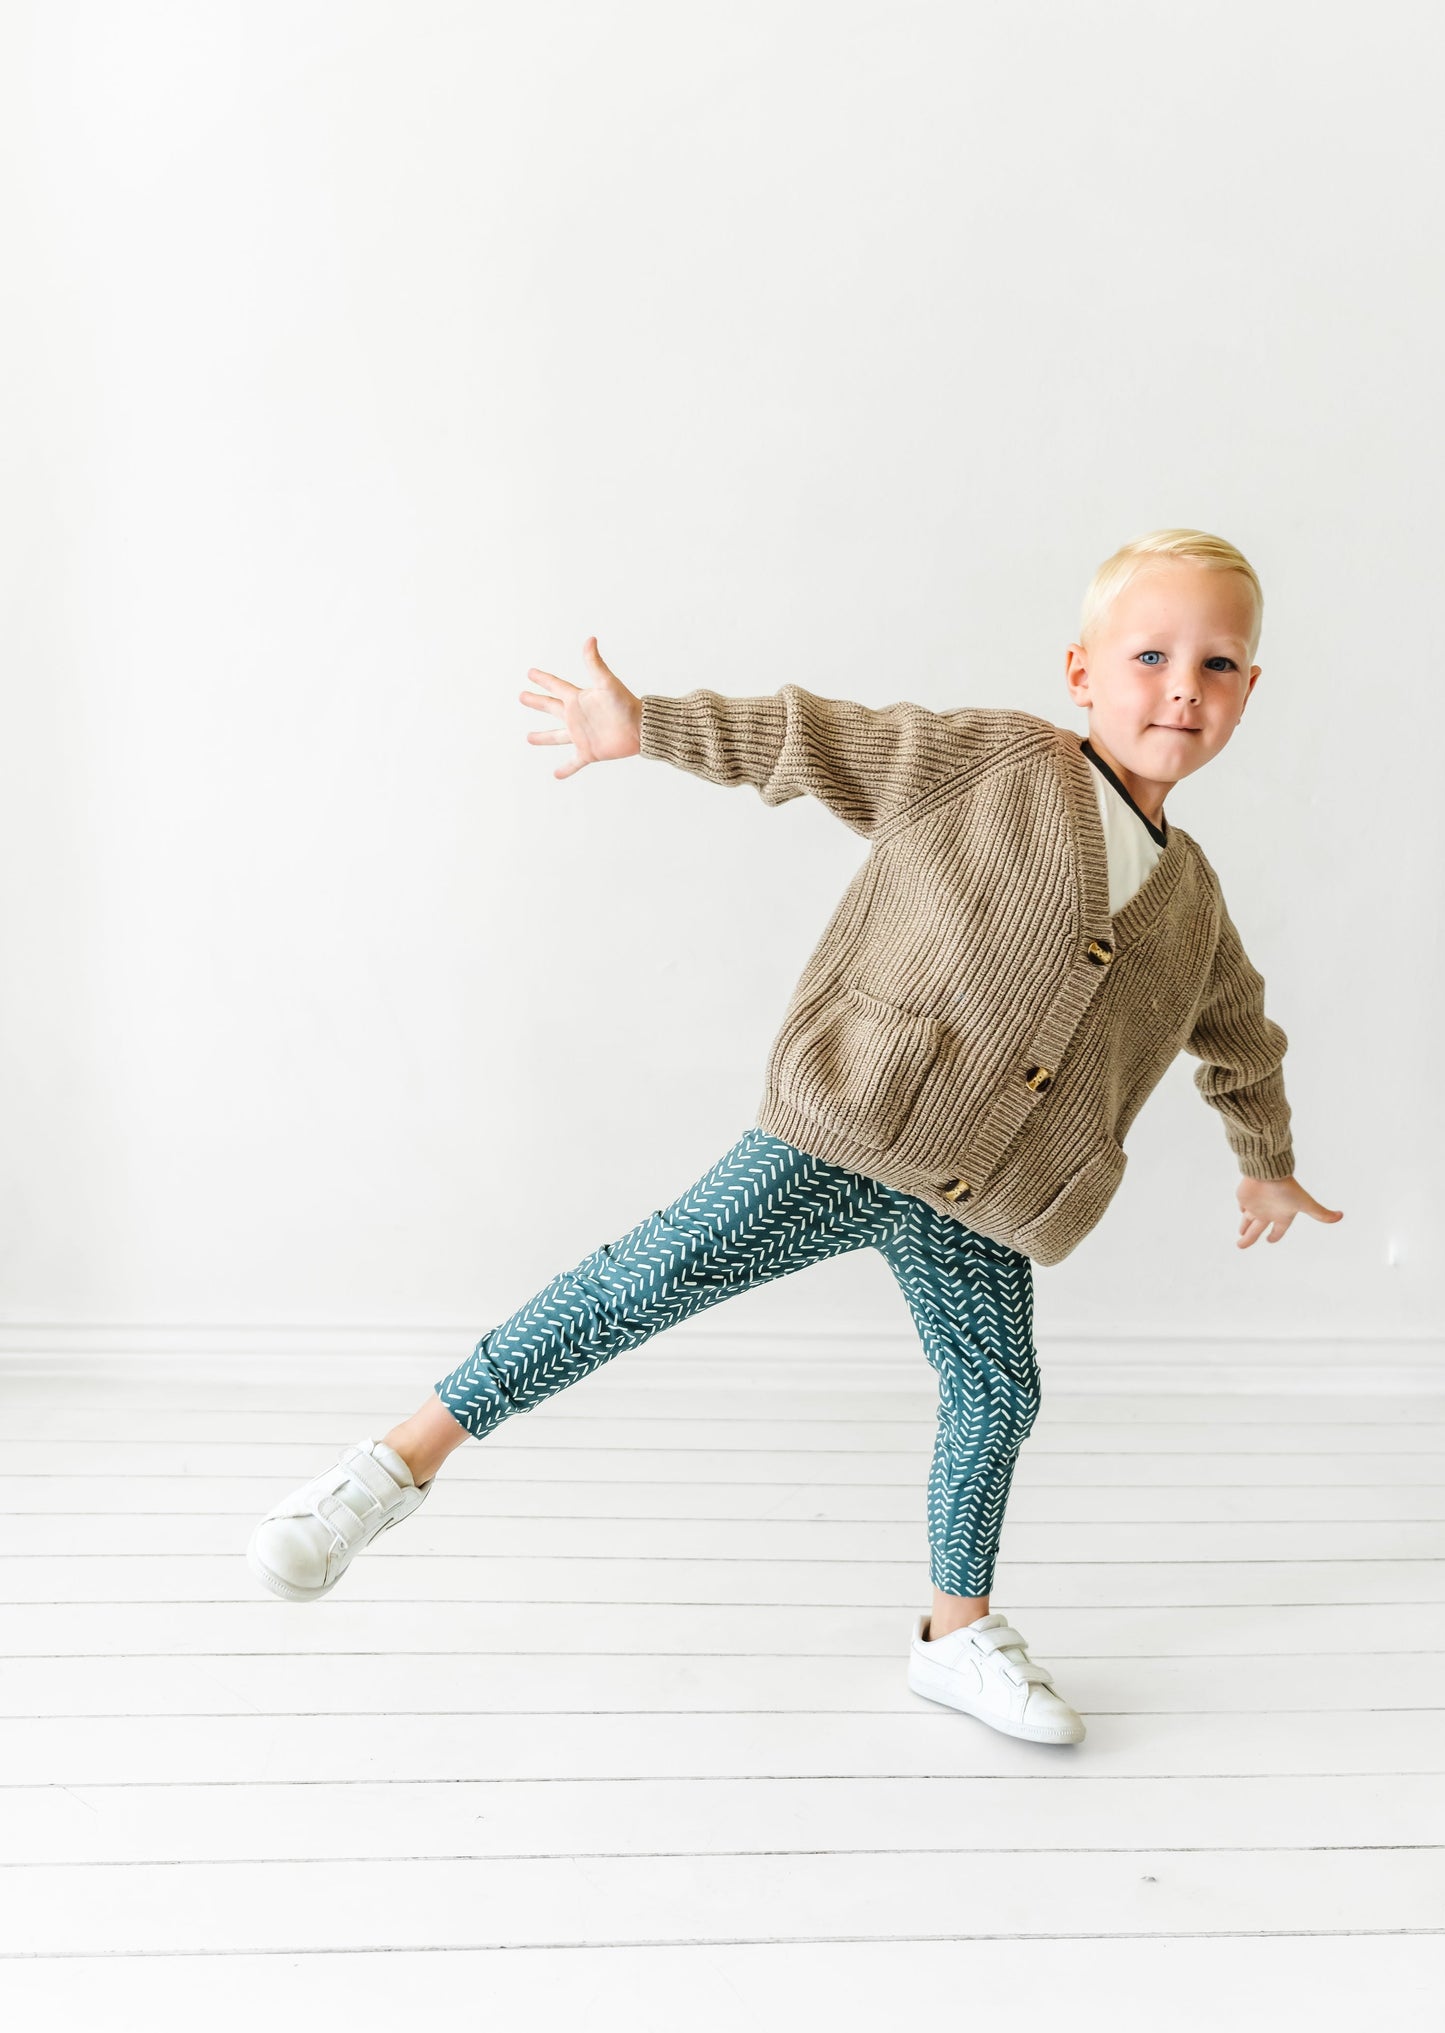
xmin=1237 ymin=1147 xmax=1296 ymax=1182
xmin=637 ymin=693 xmax=683 ymax=763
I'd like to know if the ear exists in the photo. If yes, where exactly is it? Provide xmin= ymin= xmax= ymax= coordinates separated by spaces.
xmin=1063 ymin=642 xmax=1091 ymax=709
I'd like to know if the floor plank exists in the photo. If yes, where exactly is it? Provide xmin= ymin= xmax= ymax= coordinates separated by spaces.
xmin=5 ymin=1512 xmax=1441 ymax=1559
xmin=3 ymin=1647 xmax=1441 ymax=1719
xmin=5 ymin=1706 xmax=1445 ymax=1787
xmin=2 ymin=1440 xmax=1436 ymax=1483
xmin=6 ymin=1406 xmax=1445 ymax=1444
xmin=4 ymin=1847 xmax=1445 ymax=1957
xmin=3 ymin=1771 xmax=1443 ymax=1865
xmin=0 ymin=1939 xmax=1440 ymax=2033
xmin=7 ymin=1597 xmax=1445 ymax=1658
xmin=1 ymin=1552 xmax=1441 ymax=1608
xmin=4 ymin=1475 xmax=1443 ymax=1521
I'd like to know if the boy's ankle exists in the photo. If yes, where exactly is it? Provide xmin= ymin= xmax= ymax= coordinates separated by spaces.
xmin=927 ymin=1603 xmax=991 ymax=1641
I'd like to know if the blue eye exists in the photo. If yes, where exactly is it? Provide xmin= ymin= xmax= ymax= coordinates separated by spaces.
xmin=1136 ymin=652 xmax=1237 ymax=670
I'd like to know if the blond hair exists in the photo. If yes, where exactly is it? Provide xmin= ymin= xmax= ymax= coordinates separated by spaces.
xmin=1079 ymin=528 xmax=1263 ymax=659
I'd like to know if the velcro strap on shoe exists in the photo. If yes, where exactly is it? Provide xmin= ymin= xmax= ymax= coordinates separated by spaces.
xmin=315 ymin=1493 xmax=374 ymax=1551
xmin=337 ymin=1445 xmax=406 ymax=1508
xmin=266 ymin=1461 xmax=357 ymax=1520
xmin=972 ymin=1624 xmax=1030 ymax=1657
xmin=972 ymin=1624 xmax=1058 ymax=1689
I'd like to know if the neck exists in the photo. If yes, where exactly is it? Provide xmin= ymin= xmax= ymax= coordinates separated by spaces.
xmin=1084 ymin=729 xmax=1172 ymax=829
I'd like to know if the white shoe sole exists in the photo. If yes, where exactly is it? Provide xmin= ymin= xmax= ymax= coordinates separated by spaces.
xmin=907 ymin=1651 xmax=1086 ymax=1743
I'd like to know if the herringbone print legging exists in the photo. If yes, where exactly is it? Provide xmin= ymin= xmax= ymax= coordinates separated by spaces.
xmin=434 ymin=1128 xmax=1040 ymax=1596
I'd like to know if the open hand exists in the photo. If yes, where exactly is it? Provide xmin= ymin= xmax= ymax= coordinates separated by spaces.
xmin=520 ymin=637 xmax=642 ymax=780
xmin=1236 ymin=1174 xmax=1343 ymax=1248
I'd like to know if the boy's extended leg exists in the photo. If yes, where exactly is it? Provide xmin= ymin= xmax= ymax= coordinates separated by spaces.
xmin=431 ymin=1126 xmax=897 ymax=1434
xmin=247 ymin=1128 xmax=901 ymax=1600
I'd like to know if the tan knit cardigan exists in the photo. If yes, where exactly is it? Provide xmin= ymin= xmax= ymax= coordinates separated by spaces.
xmin=638 ymin=684 xmax=1295 ymax=1266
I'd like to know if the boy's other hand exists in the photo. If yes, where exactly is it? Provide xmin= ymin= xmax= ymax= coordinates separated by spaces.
xmin=521 ymin=637 xmax=642 ymax=779
xmin=1235 ymin=1175 xmax=1344 ymax=1248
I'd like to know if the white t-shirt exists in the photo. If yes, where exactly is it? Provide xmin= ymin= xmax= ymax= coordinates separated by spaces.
xmin=1081 ymin=738 xmax=1166 ymax=915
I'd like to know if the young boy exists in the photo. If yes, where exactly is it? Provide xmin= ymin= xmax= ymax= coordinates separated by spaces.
xmin=246 ymin=527 xmax=1342 ymax=1746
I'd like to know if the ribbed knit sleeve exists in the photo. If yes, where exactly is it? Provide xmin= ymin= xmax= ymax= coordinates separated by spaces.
xmin=637 ymin=684 xmax=990 ymax=840
xmin=1183 ymin=897 xmax=1295 ymax=1181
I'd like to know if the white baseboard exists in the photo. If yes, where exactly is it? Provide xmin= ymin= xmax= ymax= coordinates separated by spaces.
xmin=0 ymin=1321 xmax=1441 ymax=1393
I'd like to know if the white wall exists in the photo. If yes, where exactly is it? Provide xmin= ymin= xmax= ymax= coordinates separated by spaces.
xmin=1 ymin=0 xmax=1437 ymax=1353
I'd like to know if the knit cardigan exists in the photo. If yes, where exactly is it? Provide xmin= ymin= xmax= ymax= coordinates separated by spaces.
xmin=638 ymin=683 xmax=1295 ymax=1267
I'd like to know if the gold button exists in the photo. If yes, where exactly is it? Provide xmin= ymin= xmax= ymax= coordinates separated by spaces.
xmin=1025 ymin=1065 xmax=1053 ymax=1092
xmin=1086 ymin=938 xmax=1114 ymax=967
xmin=940 ymin=1177 xmax=972 ymax=1202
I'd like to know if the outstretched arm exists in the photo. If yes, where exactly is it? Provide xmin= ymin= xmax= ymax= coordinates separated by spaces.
xmin=521 ymin=638 xmax=1019 ymax=840
xmin=635 ymin=680 xmax=995 ymax=840
xmin=1183 ymin=897 xmax=1342 ymax=1246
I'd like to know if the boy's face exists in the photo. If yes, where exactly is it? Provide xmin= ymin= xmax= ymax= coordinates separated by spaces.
xmin=1063 ymin=561 xmax=1261 ymax=793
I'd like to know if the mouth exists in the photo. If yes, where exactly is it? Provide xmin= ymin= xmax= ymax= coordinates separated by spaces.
xmin=1150 ymin=723 xmax=1202 ymax=733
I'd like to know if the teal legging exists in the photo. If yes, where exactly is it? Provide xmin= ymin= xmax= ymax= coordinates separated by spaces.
xmin=434 ymin=1128 xmax=1040 ymax=1597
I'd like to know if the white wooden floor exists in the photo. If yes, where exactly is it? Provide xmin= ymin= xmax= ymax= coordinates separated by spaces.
xmin=1 ymin=1342 xmax=1443 ymax=2028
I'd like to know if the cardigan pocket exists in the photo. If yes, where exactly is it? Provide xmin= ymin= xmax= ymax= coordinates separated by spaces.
xmin=1013 ymin=1138 xmax=1129 ymax=1267
xmin=779 ymin=980 xmax=943 ymax=1152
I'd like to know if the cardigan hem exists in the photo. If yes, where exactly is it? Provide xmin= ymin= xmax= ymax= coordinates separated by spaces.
xmin=753 ymin=1093 xmax=1047 ymax=1259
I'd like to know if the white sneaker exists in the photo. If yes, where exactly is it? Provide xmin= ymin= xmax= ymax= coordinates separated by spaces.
xmin=907 ymin=1609 xmax=1086 ymax=1744
xmin=246 ymin=1438 xmax=432 ymax=1602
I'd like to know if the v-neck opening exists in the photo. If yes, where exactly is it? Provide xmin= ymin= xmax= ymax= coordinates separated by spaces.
xmin=1055 ymin=725 xmax=1188 ymax=947
xmin=1079 ymin=736 xmax=1169 ymax=848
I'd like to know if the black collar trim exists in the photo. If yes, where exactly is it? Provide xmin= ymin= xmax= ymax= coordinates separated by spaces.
xmin=1079 ymin=737 xmax=1169 ymax=848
